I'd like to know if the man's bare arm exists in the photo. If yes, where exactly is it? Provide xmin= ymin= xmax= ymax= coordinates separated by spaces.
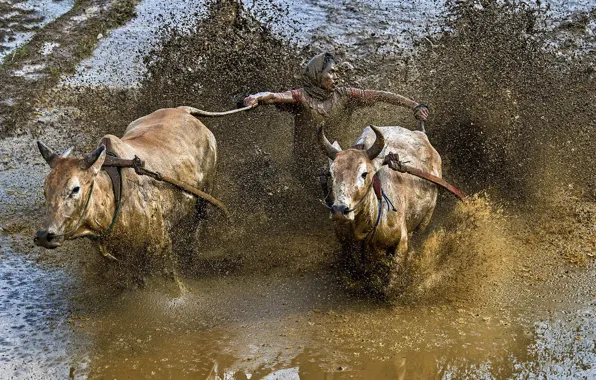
xmin=346 ymin=88 xmax=429 ymax=120
xmin=244 ymin=91 xmax=298 ymax=106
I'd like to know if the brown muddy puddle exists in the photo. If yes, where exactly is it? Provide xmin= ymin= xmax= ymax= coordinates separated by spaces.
xmin=1 ymin=234 xmax=595 ymax=379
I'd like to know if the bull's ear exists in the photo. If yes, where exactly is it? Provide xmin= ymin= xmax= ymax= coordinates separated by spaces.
xmin=37 ymin=141 xmax=58 ymax=167
xmin=82 ymin=144 xmax=106 ymax=175
xmin=61 ymin=146 xmax=74 ymax=158
xmin=329 ymin=141 xmax=342 ymax=166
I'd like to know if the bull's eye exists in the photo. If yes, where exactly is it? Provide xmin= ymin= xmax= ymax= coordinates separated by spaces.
xmin=71 ymin=186 xmax=80 ymax=196
xmin=361 ymin=172 xmax=368 ymax=179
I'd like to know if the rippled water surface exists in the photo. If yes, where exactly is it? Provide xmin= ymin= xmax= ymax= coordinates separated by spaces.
xmin=1 ymin=237 xmax=595 ymax=378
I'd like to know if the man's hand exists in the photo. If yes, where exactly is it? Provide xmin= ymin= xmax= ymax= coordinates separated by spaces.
xmin=243 ymin=92 xmax=273 ymax=107
xmin=413 ymin=103 xmax=429 ymax=121
xmin=243 ymin=95 xmax=259 ymax=107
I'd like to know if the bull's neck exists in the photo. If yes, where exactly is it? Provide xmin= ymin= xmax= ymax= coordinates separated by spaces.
xmin=84 ymin=171 xmax=116 ymax=236
xmin=352 ymin=180 xmax=380 ymax=240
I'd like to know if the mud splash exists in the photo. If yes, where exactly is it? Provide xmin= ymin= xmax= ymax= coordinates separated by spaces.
xmin=417 ymin=0 xmax=595 ymax=202
xmin=44 ymin=0 xmax=594 ymax=299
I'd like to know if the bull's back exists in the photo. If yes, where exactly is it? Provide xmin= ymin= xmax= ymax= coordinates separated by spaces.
xmin=119 ymin=108 xmax=217 ymax=183
xmin=356 ymin=126 xmax=441 ymax=176
xmin=122 ymin=108 xmax=214 ymax=156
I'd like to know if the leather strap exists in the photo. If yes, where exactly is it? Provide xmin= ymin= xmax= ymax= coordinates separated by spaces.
xmin=372 ymin=174 xmax=382 ymax=201
xmin=383 ymin=152 xmax=466 ymax=201
xmin=100 ymin=138 xmax=123 ymax=204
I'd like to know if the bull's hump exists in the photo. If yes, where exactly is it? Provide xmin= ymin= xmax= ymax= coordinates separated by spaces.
xmin=358 ymin=126 xmax=430 ymax=151
xmin=357 ymin=125 xmax=439 ymax=172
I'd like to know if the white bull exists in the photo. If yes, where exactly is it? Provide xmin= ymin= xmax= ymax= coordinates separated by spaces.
xmin=319 ymin=125 xmax=441 ymax=293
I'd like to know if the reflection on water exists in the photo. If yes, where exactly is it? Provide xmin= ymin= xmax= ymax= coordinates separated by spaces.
xmin=0 ymin=237 xmax=595 ymax=379
xmin=0 ymin=242 xmax=89 ymax=378
xmin=515 ymin=309 xmax=596 ymax=378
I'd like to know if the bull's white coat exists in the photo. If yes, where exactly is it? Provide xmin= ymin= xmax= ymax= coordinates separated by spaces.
xmin=328 ymin=126 xmax=441 ymax=258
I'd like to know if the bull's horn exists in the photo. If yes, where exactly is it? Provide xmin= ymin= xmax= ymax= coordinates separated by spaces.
xmin=318 ymin=124 xmax=339 ymax=160
xmin=82 ymin=144 xmax=106 ymax=169
xmin=366 ymin=125 xmax=385 ymax=160
xmin=61 ymin=146 xmax=74 ymax=158
xmin=37 ymin=141 xmax=58 ymax=167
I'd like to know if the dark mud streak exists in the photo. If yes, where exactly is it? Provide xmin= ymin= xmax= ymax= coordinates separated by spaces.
xmin=0 ymin=0 xmax=140 ymax=136
xmin=417 ymin=0 xmax=596 ymax=202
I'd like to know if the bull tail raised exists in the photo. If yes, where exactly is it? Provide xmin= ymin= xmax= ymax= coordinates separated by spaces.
xmin=177 ymin=104 xmax=258 ymax=118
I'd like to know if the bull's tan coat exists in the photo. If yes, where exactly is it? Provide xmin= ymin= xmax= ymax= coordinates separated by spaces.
xmin=38 ymin=107 xmax=217 ymax=272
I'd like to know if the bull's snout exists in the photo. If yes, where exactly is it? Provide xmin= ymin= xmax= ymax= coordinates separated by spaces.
xmin=331 ymin=204 xmax=352 ymax=221
xmin=34 ymin=230 xmax=62 ymax=249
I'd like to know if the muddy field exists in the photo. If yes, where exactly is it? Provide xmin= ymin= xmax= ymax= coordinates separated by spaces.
xmin=0 ymin=0 xmax=595 ymax=379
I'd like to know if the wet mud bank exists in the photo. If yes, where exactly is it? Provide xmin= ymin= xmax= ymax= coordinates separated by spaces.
xmin=0 ymin=0 xmax=595 ymax=378
xmin=0 ymin=0 xmax=139 ymax=136
xmin=0 ymin=0 xmax=74 ymax=62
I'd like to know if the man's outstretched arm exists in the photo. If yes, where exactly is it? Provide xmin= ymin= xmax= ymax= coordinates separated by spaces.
xmin=244 ymin=90 xmax=299 ymax=106
xmin=345 ymin=88 xmax=429 ymax=120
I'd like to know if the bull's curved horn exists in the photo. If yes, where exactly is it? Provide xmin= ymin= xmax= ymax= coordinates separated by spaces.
xmin=82 ymin=144 xmax=106 ymax=169
xmin=366 ymin=125 xmax=385 ymax=160
xmin=37 ymin=141 xmax=58 ymax=167
xmin=317 ymin=124 xmax=340 ymax=160
xmin=61 ymin=146 xmax=74 ymax=158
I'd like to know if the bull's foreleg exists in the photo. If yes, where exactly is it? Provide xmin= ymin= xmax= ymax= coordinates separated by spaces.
xmin=158 ymin=236 xmax=187 ymax=296
xmin=384 ymin=222 xmax=411 ymax=297
xmin=396 ymin=222 xmax=409 ymax=258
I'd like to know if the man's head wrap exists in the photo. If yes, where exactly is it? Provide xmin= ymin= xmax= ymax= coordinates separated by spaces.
xmin=302 ymin=52 xmax=336 ymax=101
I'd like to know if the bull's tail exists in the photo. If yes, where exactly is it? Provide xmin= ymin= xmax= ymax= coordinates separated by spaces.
xmin=177 ymin=104 xmax=257 ymax=118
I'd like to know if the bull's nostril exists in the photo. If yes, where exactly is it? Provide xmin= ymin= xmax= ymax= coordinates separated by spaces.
xmin=332 ymin=205 xmax=349 ymax=216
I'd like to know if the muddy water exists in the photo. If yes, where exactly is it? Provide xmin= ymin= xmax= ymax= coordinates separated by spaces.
xmin=1 ymin=237 xmax=595 ymax=378
xmin=85 ymin=272 xmax=596 ymax=378
xmin=64 ymin=0 xmax=595 ymax=87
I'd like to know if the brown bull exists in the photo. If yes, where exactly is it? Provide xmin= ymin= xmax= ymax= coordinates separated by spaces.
xmin=319 ymin=125 xmax=441 ymax=293
xmin=34 ymin=107 xmax=217 ymax=275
